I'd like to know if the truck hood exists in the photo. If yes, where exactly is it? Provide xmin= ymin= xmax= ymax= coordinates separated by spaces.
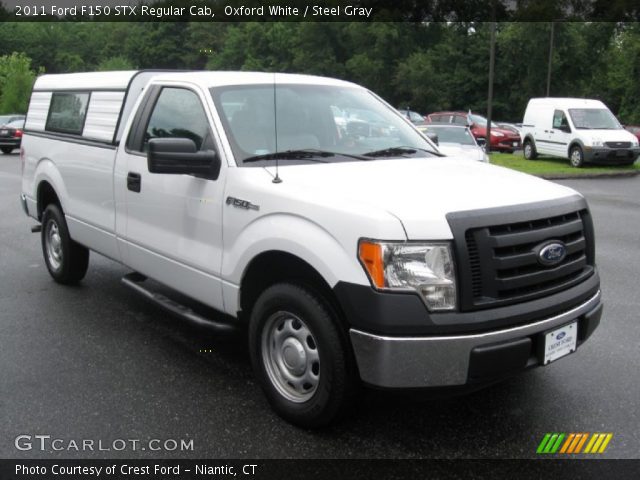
xmin=266 ymin=157 xmax=578 ymax=239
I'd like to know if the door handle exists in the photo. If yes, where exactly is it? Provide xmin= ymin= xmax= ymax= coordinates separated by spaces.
xmin=549 ymin=130 xmax=555 ymax=134
xmin=127 ymin=172 xmax=141 ymax=193
xmin=544 ymin=130 xmax=549 ymax=133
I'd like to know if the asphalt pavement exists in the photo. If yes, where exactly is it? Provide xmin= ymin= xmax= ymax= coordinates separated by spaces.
xmin=1 ymin=153 xmax=638 ymax=459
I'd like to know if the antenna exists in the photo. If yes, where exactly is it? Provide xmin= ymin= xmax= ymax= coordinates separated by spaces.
xmin=272 ymin=72 xmax=282 ymax=184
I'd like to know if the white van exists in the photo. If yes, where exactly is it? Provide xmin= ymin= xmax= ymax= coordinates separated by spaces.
xmin=521 ymin=97 xmax=640 ymax=167
xmin=20 ymin=72 xmax=602 ymax=427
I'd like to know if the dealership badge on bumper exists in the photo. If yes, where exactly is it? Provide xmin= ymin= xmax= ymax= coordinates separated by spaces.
xmin=544 ymin=322 xmax=577 ymax=364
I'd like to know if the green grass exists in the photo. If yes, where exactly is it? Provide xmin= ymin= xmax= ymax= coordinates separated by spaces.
xmin=489 ymin=152 xmax=640 ymax=176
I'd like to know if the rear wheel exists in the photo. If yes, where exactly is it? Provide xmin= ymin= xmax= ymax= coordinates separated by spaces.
xmin=41 ymin=204 xmax=89 ymax=284
xmin=569 ymin=145 xmax=584 ymax=168
xmin=523 ymin=140 xmax=538 ymax=160
xmin=249 ymin=283 xmax=357 ymax=428
xmin=1 ymin=147 xmax=13 ymax=154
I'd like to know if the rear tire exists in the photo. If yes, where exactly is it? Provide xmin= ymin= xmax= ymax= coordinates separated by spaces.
xmin=249 ymin=283 xmax=357 ymax=428
xmin=569 ymin=145 xmax=584 ymax=168
xmin=41 ymin=204 xmax=89 ymax=284
xmin=523 ymin=140 xmax=538 ymax=160
xmin=1 ymin=147 xmax=13 ymax=154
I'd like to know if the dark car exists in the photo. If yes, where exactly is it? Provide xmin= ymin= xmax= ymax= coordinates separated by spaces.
xmin=425 ymin=111 xmax=521 ymax=153
xmin=0 ymin=118 xmax=25 ymax=154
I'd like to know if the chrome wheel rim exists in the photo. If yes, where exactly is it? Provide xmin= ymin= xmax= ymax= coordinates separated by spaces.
xmin=45 ymin=220 xmax=63 ymax=271
xmin=261 ymin=311 xmax=320 ymax=403
xmin=571 ymin=149 xmax=582 ymax=166
xmin=524 ymin=144 xmax=532 ymax=158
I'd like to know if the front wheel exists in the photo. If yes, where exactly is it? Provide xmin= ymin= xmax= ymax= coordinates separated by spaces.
xmin=41 ymin=204 xmax=90 ymax=284
xmin=569 ymin=145 xmax=585 ymax=168
xmin=523 ymin=140 xmax=538 ymax=160
xmin=249 ymin=283 xmax=357 ymax=428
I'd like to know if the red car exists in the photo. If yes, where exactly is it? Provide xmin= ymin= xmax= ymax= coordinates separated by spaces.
xmin=624 ymin=125 xmax=640 ymax=142
xmin=425 ymin=111 xmax=521 ymax=153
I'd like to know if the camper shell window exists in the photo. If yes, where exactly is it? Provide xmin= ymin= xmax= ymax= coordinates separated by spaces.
xmin=45 ymin=92 xmax=90 ymax=135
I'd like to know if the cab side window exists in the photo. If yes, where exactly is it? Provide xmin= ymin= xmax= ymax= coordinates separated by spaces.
xmin=552 ymin=110 xmax=569 ymax=129
xmin=144 ymin=88 xmax=213 ymax=151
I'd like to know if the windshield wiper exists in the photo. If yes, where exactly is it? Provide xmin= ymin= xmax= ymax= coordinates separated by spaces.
xmin=243 ymin=149 xmax=369 ymax=163
xmin=363 ymin=146 xmax=443 ymax=158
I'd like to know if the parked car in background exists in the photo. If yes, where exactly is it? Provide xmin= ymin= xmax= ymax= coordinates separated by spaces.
xmin=397 ymin=108 xmax=426 ymax=125
xmin=521 ymin=98 xmax=640 ymax=167
xmin=623 ymin=125 xmax=640 ymax=142
xmin=417 ymin=124 xmax=489 ymax=162
xmin=425 ymin=111 xmax=521 ymax=153
xmin=0 ymin=118 xmax=25 ymax=154
xmin=0 ymin=114 xmax=25 ymax=126
xmin=495 ymin=122 xmax=523 ymax=140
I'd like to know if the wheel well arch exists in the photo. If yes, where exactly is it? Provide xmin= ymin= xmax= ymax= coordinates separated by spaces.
xmin=238 ymin=250 xmax=343 ymax=322
xmin=523 ymin=134 xmax=536 ymax=146
xmin=568 ymin=140 xmax=583 ymax=157
xmin=36 ymin=181 xmax=61 ymax=220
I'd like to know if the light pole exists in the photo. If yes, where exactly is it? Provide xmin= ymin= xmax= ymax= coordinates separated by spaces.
xmin=486 ymin=20 xmax=496 ymax=153
xmin=546 ymin=21 xmax=555 ymax=96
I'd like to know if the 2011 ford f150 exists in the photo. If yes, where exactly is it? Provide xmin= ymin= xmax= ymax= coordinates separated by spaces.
xmin=20 ymin=71 xmax=602 ymax=427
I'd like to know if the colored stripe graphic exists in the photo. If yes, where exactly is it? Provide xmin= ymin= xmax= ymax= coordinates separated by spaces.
xmin=537 ymin=433 xmax=613 ymax=454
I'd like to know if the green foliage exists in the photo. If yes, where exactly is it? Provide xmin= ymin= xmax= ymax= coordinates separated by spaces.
xmin=1 ymin=21 xmax=640 ymax=123
xmin=0 ymin=52 xmax=39 ymax=113
xmin=97 ymin=56 xmax=135 ymax=71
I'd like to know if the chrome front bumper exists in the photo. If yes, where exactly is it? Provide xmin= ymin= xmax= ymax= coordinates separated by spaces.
xmin=349 ymin=290 xmax=602 ymax=388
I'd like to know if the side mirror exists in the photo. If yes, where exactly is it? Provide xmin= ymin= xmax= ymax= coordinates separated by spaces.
xmin=148 ymin=138 xmax=221 ymax=180
xmin=426 ymin=132 xmax=439 ymax=146
xmin=476 ymin=137 xmax=487 ymax=147
xmin=559 ymin=125 xmax=571 ymax=133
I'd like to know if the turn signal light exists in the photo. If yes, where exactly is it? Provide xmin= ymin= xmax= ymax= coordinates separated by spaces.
xmin=358 ymin=241 xmax=385 ymax=288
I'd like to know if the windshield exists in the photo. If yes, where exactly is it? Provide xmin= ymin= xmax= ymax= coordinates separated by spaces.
xmin=568 ymin=108 xmax=621 ymax=130
xmin=422 ymin=126 xmax=476 ymax=145
xmin=210 ymin=84 xmax=438 ymax=165
xmin=468 ymin=114 xmax=497 ymax=128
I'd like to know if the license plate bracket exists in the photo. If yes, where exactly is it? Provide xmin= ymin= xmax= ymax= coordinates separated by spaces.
xmin=542 ymin=322 xmax=578 ymax=365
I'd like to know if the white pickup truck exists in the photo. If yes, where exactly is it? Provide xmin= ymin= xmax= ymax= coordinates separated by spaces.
xmin=20 ymin=71 xmax=602 ymax=427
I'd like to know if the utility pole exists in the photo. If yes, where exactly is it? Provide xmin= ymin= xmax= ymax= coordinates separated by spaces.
xmin=485 ymin=20 xmax=496 ymax=153
xmin=546 ymin=21 xmax=555 ymax=96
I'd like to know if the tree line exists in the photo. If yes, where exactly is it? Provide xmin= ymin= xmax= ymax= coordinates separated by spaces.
xmin=1 ymin=22 xmax=639 ymax=124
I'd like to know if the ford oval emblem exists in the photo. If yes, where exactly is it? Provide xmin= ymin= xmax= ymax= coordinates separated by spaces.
xmin=536 ymin=241 xmax=567 ymax=266
xmin=556 ymin=332 xmax=566 ymax=340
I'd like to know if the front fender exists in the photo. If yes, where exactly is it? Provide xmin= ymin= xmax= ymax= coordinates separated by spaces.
xmin=221 ymin=213 xmax=370 ymax=315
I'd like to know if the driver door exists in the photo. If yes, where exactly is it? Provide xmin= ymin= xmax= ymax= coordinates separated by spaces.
xmin=120 ymin=85 xmax=227 ymax=310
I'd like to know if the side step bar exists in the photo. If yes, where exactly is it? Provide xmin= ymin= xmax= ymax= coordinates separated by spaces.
xmin=121 ymin=272 xmax=236 ymax=333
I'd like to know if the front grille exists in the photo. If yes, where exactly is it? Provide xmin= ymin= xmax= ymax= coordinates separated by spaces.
xmin=448 ymin=199 xmax=595 ymax=311
xmin=605 ymin=141 xmax=631 ymax=148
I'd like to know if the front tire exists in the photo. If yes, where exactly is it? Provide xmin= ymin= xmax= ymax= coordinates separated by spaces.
xmin=1 ymin=147 xmax=14 ymax=154
xmin=523 ymin=140 xmax=538 ymax=160
xmin=41 ymin=204 xmax=89 ymax=284
xmin=569 ymin=145 xmax=585 ymax=168
xmin=249 ymin=283 xmax=357 ymax=428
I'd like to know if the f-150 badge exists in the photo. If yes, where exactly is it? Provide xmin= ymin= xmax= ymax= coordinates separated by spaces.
xmin=226 ymin=196 xmax=259 ymax=211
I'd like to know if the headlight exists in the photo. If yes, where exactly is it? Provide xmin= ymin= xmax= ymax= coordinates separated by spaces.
xmin=358 ymin=241 xmax=457 ymax=311
xmin=592 ymin=138 xmax=603 ymax=147
xmin=632 ymin=139 xmax=639 ymax=147
xmin=491 ymin=131 xmax=504 ymax=137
